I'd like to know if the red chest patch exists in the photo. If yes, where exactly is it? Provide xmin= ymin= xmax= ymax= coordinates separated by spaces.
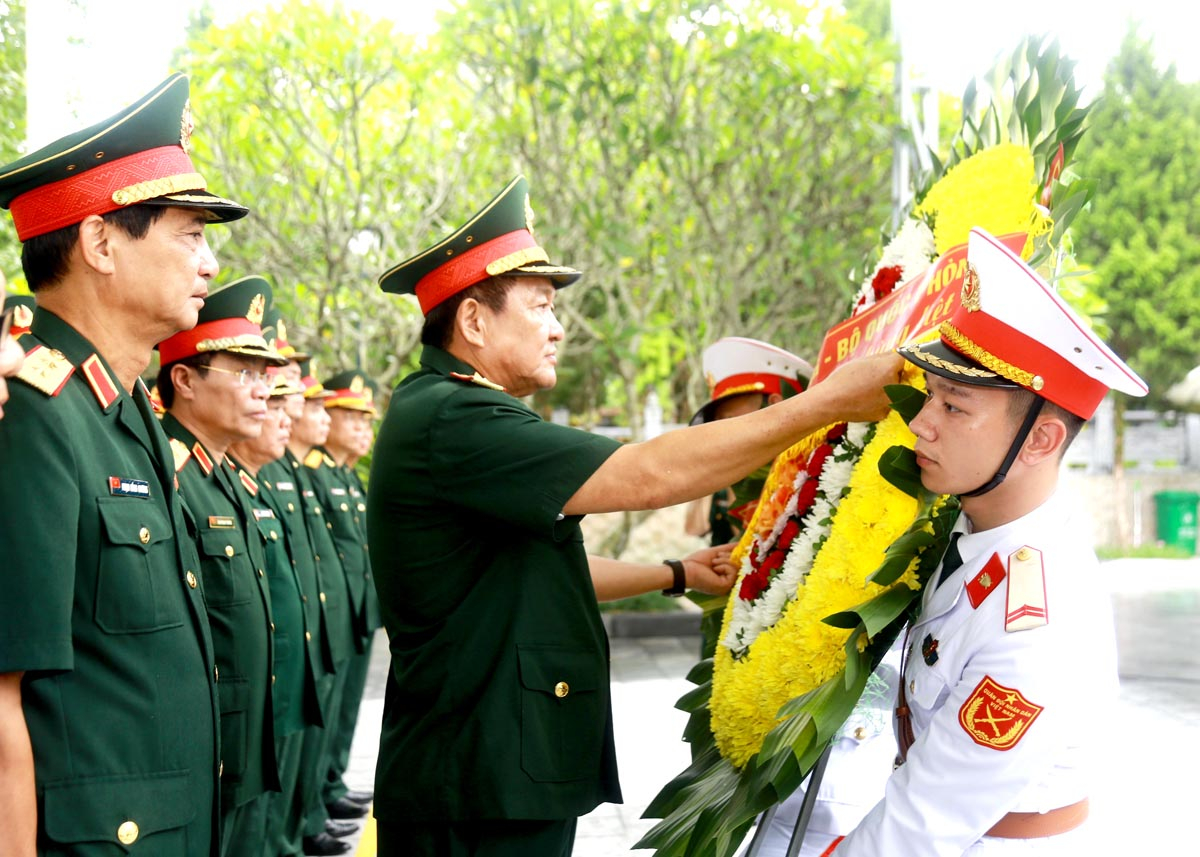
xmin=965 ymin=552 xmax=1007 ymax=608
xmin=958 ymin=675 xmax=1044 ymax=751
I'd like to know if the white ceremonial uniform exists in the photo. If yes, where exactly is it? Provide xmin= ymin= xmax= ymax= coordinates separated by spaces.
xmin=838 ymin=490 xmax=1117 ymax=857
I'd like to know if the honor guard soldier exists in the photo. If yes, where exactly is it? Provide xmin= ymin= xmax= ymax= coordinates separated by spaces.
xmin=834 ymin=228 xmax=1149 ymax=856
xmin=0 ymin=74 xmax=245 ymax=856
xmin=156 ymin=276 xmax=288 ymax=857
xmin=367 ymin=175 xmax=899 ymax=856
xmin=309 ymin=369 xmax=380 ymax=820
xmin=287 ymin=365 xmax=357 ymax=856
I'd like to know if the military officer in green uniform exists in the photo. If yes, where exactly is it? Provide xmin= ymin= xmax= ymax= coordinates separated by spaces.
xmin=368 ymin=175 xmax=901 ymax=856
xmin=288 ymin=368 xmax=357 ymax=856
xmin=0 ymin=75 xmax=245 ymax=856
xmin=310 ymin=369 xmax=379 ymax=820
xmin=156 ymin=277 xmax=287 ymax=856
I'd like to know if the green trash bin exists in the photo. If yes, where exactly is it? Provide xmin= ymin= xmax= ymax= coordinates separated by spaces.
xmin=1153 ymin=490 xmax=1199 ymax=554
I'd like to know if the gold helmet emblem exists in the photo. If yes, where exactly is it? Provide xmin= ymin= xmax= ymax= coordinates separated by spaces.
xmin=247 ymin=294 xmax=265 ymax=324
xmin=961 ymin=262 xmax=982 ymax=313
xmin=180 ymin=99 xmax=195 ymax=154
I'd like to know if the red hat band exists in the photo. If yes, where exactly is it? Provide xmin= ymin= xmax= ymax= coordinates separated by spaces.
xmin=712 ymin=372 xmax=802 ymax=401
xmin=941 ymin=311 xmax=1108 ymax=419
xmin=10 ymin=145 xmax=203 ymax=241
xmin=414 ymin=229 xmax=546 ymax=314
xmin=159 ymin=317 xmax=261 ymax=366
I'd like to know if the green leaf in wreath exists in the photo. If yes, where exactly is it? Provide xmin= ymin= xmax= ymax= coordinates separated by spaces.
xmin=885 ymin=383 xmax=926 ymax=425
xmin=878 ymin=444 xmax=924 ymax=497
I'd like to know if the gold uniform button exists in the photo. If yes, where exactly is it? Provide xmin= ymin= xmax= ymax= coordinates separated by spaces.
xmin=258 ymin=568 xmax=265 ymax=578
xmin=219 ymin=760 xmax=224 ymax=777
xmin=270 ymin=531 xmax=279 ymax=541
xmin=270 ymin=622 xmax=276 ymax=632
xmin=138 ymin=527 xmax=151 ymax=545
xmin=224 ymin=545 xmax=234 ymax=557
xmin=854 ymin=726 xmax=868 ymax=740
xmin=214 ymin=666 xmax=220 ymax=682
xmin=357 ymin=503 xmax=366 ymax=512
xmin=340 ymin=502 xmax=349 ymax=512
xmin=1016 ymin=547 xmax=1032 ymax=561
xmin=117 ymin=820 xmax=139 ymax=845
xmin=186 ymin=571 xmax=198 ymax=589
xmin=305 ymin=631 xmax=312 ymax=641
xmin=319 ymin=592 xmax=327 ymax=603
xmin=301 ymin=595 xmax=308 ymax=603
xmin=554 ymin=681 xmax=569 ymax=698
xmin=314 ymin=554 xmax=321 ymax=562
xmin=272 ymin=674 xmax=277 ymax=684
xmin=287 ymin=502 xmax=295 ymax=512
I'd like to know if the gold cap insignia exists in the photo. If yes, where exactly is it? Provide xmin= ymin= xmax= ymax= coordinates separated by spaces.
xmin=705 ymin=371 xmax=716 ymax=393
xmin=247 ymin=294 xmax=265 ymax=324
xmin=13 ymin=303 xmax=33 ymax=328
xmin=350 ymin=375 xmax=364 ymax=393
xmin=961 ymin=262 xmax=982 ymax=312
xmin=524 ymin=194 xmax=536 ymax=239
xmin=277 ymin=319 xmax=288 ymax=343
xmin=180 ymin=99 xmax=194 ymax=154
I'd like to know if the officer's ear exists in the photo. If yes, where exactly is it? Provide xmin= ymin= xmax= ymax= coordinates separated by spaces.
xmin=169 ymin=362 xmax=201 ymax=403
xmin=455 ymin=297 xmax=487 ymax=349
xmin=1022 ymin=414 xmax=1068 ymax=466
xmin=77 ymin=214 xmax=116 ymax=276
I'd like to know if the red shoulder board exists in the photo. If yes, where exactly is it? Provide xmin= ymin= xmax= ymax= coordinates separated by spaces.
xmin=238 ymin=469 xmax=259 ymax=497
xmin=81 ymin=354 xmax=120 ymax=409
xmin=15 ymin=345 xmax=74 ymax=397
xmin=965 ymin=553 xmax=1007 ymax=609
xmin=191 ymin=442 xmax=214 ymax=476
xmin=449 ymin=371 xmax=506 ymax=392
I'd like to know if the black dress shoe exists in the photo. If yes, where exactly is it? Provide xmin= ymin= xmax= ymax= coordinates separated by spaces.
xmin=343 ymin=788 xmax=374 ymax=805
xmin=302 ymin=833 xmax=351 ymax=856
xmin=324 ymin=819 xmax=358 ymax=839
xmin=326 ymin=796 xmax=369 ymax=819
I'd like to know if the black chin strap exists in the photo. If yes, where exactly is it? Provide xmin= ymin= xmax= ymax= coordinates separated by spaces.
xmin=960 ymin=397 xmax=1045 ymax=498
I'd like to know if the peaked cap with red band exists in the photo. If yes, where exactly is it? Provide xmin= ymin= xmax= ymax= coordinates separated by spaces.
xmin=262 ymin=305 xmax=311 ymax=363
xmin=323 ymin=369 xmax=378 ymax=415
xmin=158 ymin=276 xmax=287 ymax=368
xmin=378 ymin=175 xmax=581 ymax=314
xmin=689 ymin=337 xmax=813 ymax=425
xmin=0 ymin=73 xmax=247 ymax=242
xmin=900 ymin=228 xmax=1147 ymax=419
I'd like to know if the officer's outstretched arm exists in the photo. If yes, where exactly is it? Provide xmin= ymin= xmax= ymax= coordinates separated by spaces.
xmin=588 ymin=544 xmax=737 ymax=601
xmin=0 ymin=671 xmax=36 ymax=857
xmin=563 ymin=352 xmax=901 ymax=516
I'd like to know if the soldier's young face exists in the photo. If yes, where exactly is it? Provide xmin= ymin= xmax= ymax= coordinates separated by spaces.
xmin=112 ymin=207 xmax=218 ymax=339
xmin=326 ymin=408 xmax=373 ymax=459
xmin=483 ymin=277 xmax=564 ymax=397
xmin=909 ymin=374 xmax=1019 ymax=498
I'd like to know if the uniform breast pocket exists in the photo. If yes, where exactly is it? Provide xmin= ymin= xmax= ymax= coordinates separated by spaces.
xmin=95 ymin=498 xmax=186 ymax=634
xmin=907 ymin=660 xmax=951 ymax=723
xmin=198 ymin=528 xmax=252 ymax=607
xmin=516 ymin=644 xmax=606 ymax=783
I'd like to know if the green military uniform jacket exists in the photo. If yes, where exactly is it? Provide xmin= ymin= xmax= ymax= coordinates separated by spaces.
xmin=345 ymin=466 xmax=382 ymax=632
xmin=230 ymin=458 xmax=323 ymax=736
xmin=285 ymin=451 xmax=355 ymax=674
xmin=367 ymin=345 xmax=623 ymax=822
xmin=162 ymin=414 xmax=279 ymax=810
xmin=0 ymin=309 xmax=221 ymax=854
xmin=305 ymin=448 xmax=378 ymax=648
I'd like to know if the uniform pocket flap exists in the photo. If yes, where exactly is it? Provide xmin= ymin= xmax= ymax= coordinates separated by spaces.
xmin=517 ymin=644 xmax=602 ymax=696
xmin=199 ymin=527 xmax=248 ymax=559
xmin=218 ymin=675 xmax=250 ymax=714
xmin=43 ymin=769 xmax=196 ymax=845
xmin=97 ymin=498 xmax=171 ymax=550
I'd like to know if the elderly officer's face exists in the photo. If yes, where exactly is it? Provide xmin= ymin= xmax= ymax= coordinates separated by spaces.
xmin=482 ymin=277 xmax=565 ymax=397
xmin=292 ymin=398 xmax=331 ymax=448
xmin=112 ymin=207 xmax=219 ymax=340
xmin=909 ymin=374 xmax=1019 ymax=498
xmin=190 ymin=353 xmax=271 ymax=445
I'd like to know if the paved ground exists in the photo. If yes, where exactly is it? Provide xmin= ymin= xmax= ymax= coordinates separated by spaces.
xmin=338 ymin=558 xmax=1200 ymax=855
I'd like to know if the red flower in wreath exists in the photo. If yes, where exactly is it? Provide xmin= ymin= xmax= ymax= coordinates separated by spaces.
xmin=870 ymin=265 xmax=904 ymax=302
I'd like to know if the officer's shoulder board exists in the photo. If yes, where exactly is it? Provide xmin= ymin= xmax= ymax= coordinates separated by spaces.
xmin=15 ymin=345 xmax=75 ymax=397
xmin=1004 ymin=545 xmax=1048 ymax=632
xmin=449 ymin=370 xmax=506 ymax=392
xmin=169 ymin=438 xmax=192 ymax=472
xmin=304 ymin=449 xmax=325 ymax=469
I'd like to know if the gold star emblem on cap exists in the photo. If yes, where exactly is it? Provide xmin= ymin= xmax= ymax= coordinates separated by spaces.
xmin=524 ymin=194 xmax=536 ymax=239
xmin=961 ymin=262 xmax=982 ymax=312
xmin=180 ymin=99 xmax=194 ymax=154
xmin=350 ymin=375 xmax=364 ymax=393
xmin=247 ymin=294 xmax=265 ymax=324
xmin=277 ymin=319 xmax=288 ymax=342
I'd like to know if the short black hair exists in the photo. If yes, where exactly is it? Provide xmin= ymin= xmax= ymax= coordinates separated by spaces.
xmin=155 ymin=354 xmax=210 ymax=410
xmin=1008 ymin=387 xmax=1085 ymax=455
xmin=419 ymin=275 xmax=519 ymax=350
xmin=22 ymin=205 xmax=166 ymax=292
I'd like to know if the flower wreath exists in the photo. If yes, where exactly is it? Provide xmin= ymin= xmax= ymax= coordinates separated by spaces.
xmin=640 ymin=36 xmax=1096 ymax=857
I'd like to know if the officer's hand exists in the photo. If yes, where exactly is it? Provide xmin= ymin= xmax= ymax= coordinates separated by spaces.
xmin=818 ymin=351 xmax=904 ymax=423
xmin=682 ymin=543 xmax=738 ymax=596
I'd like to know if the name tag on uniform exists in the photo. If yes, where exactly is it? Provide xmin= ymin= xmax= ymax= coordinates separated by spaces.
xmin=208 ymin=515 xmax=236 ymax=529
xmin=275 ymin=481 xmax=295 ymax=491
xmin=302 ymin=490 xmax=316 ymax=498
xmin=108 ymin=476 xmax=150 ymax=498
xmin=253 ymin=508 xmax=276 ymax=521
xmin=330 ymin=487 xmax=347 ymax=496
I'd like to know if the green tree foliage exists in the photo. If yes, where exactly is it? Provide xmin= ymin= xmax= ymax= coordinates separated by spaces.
xmin=175 ymin=0 xmax=475 ymax=386
xmin=1075 ymin=27 xmax=1200 ymax=411
xmin=442 ymin=0 xmax=897 ymax=429
xmin=0 ymin=0 xmax=25 ymax=281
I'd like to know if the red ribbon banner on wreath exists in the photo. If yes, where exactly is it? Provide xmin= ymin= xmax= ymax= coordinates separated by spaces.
xmin=810 ymin=232 xmax=1028 ymax=384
